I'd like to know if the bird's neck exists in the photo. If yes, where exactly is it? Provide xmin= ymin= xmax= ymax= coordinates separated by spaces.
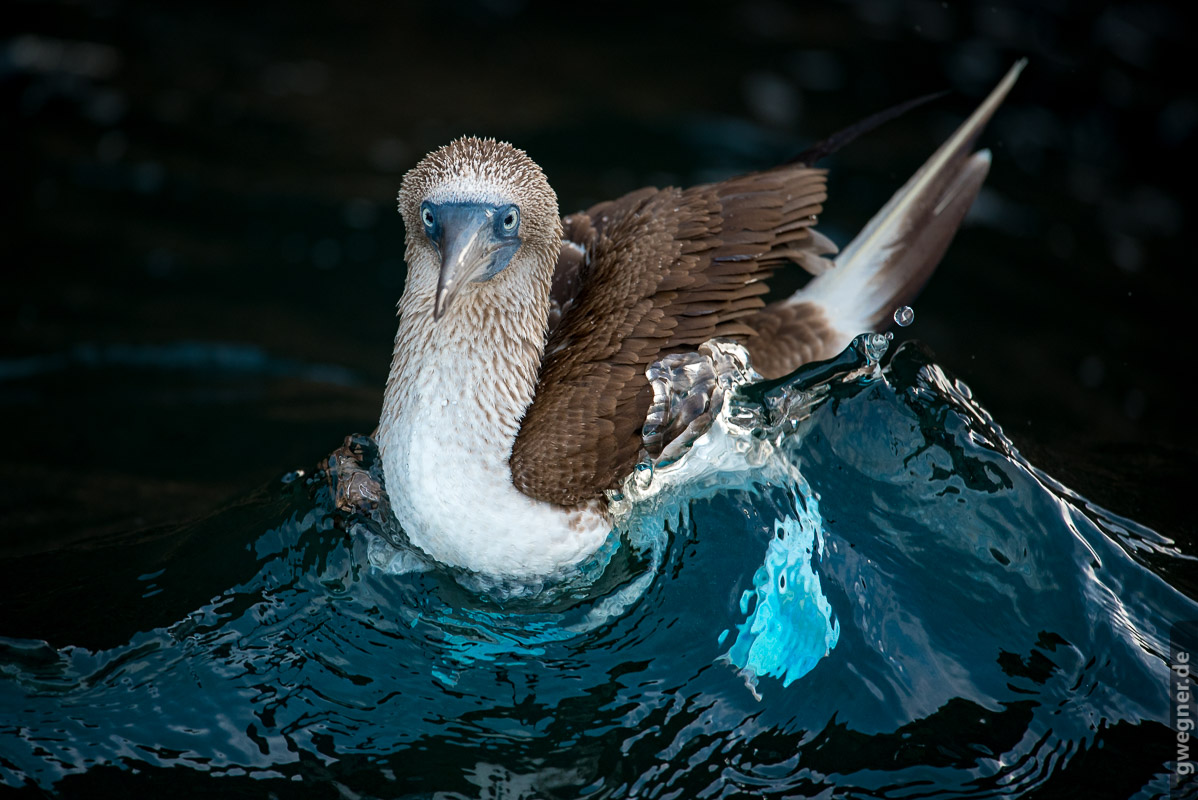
xmin=376 ymin=249 xmax=611 ymax=576
xmin=381 ymin=249 xmax=551 ymax=455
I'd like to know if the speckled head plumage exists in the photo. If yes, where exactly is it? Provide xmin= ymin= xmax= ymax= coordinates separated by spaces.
xmin=397 ymin=137 xmax=562 ymax=254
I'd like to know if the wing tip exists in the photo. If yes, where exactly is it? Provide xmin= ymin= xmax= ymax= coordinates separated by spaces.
xmin=790 ymin=63 xmax=1024 ymax=345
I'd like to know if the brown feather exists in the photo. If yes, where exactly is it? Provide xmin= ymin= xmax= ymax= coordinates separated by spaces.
xmin=510 ymin=165 xmax=832 ymax=506
xmin=740 ymin=301 xmax=842 ymax=379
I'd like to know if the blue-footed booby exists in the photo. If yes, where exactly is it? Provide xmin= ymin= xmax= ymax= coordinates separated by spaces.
xmin=370 ymin=63 xmax=1024 ymax=578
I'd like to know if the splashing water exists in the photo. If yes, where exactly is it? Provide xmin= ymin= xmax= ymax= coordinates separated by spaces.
xmin=1 ymin=338 xmax=1193 ymax=798
xmin=894 ymin=304 xmax=915 ymax=326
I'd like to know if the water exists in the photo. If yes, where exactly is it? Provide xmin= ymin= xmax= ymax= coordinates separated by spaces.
xmin=1 ymin=339 xmax=1192 ymax=798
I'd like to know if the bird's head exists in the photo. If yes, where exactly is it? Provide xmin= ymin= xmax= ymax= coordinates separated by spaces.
xmin=397 ymin=137 xmax=561 ymax=320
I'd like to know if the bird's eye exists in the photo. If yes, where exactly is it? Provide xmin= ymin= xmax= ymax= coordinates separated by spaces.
xmin=421 ymin=206 xmax=435 ymax=228
xmin=502 ymin=207 xmax=519 ymax=233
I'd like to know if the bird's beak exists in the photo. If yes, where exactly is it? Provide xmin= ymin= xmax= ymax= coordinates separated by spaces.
xmin=434 ymin=205 xmax=498 ymax=320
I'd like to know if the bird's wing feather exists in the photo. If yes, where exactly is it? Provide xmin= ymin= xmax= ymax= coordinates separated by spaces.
xmin=511 ymin=166 xmax=831 ymax=506
xmin=776 ymin=60 xmax=1025 ymax=372
xmin=514 ymin=62 xmax=1025 ymax=507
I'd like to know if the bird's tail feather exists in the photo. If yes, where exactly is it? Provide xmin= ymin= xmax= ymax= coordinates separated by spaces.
xmin=793 ymin=59 xmax=1026 ymax=345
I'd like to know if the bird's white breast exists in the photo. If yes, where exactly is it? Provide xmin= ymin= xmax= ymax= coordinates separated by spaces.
xmin=378 ymin=294 xmax=611 ymax=578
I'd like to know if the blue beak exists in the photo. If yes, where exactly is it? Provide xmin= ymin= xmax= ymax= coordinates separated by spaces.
xmin=432 ymin=204 xmax=519 ymax=320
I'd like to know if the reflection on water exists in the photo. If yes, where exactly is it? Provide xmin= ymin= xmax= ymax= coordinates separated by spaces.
xmin=2 ymin=341 xmax=1192 ymax=797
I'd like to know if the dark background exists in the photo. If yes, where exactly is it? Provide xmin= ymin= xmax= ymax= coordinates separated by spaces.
xmin=2 ymin=0 xmax=1193 ymax=556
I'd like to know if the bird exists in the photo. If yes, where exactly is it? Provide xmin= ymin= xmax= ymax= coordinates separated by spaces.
xmin=370 ymin=62 xmax=1024 ymax=578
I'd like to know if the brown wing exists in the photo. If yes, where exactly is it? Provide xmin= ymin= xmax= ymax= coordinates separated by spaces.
xmin=546 ymin=232 xmax=590 ymax=337
xmin=737 ymin=300 xmax=842 ymax=380
xmin=510 ymin=166 xmax=831 ymax=506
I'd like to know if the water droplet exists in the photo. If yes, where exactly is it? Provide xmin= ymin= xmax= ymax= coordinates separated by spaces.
xmin=858 ymin=333 xmax=890 ymax=364
xmin=893 ymin=305 xmax=915 ymax=327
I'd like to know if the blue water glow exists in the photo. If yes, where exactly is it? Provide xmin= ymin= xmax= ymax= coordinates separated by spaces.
xmin=726 ymin=510 xmax=840 ymax=695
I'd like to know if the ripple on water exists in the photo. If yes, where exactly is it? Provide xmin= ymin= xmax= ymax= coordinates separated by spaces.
xmin=0 ymin=338 xmax=1192 ymax=798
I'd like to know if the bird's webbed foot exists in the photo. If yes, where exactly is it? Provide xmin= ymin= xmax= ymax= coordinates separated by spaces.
xmin=321 ymin=433 xmax=388 ymax=519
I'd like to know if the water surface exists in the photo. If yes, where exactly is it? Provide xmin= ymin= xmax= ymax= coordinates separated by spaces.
xmin=2 ymin=341 xmax=1191 ymax=798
